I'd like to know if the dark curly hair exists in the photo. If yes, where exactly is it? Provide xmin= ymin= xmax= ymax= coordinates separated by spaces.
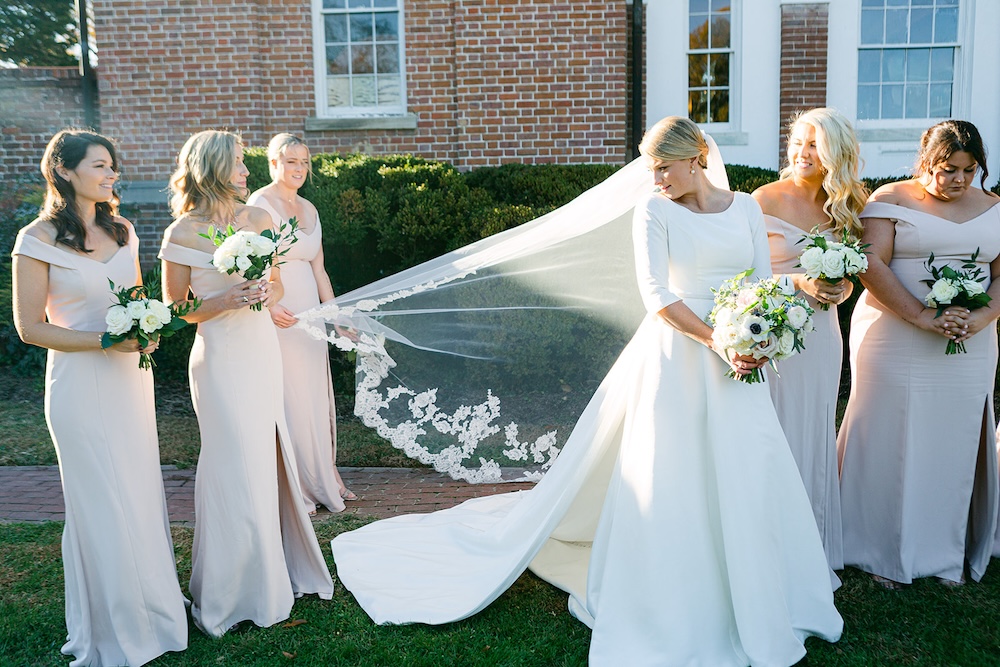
xmin=915 ymin=120 xmax=990 ymax=190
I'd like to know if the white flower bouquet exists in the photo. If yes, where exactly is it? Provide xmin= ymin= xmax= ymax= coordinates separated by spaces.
xmin=708 ymin=268 xmax=815 ymax=384
xmin=103 ymin=279 xmax=198 ymax=370
xmin=797 ymin=228 xmax=869 ymax=310
xmin=199 ymin=217 xmax=299 ymax=311
xmin=921 ymin=249 xmax=992 ymax=354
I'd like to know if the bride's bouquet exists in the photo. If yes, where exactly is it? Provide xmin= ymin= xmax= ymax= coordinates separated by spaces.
xmin=921 ymin=249 xmax=992 ymax=354
xmin=708 ymin=269 xmax=815 ymax=384
xmin=103 ymin=280 xmax=198 ymax=370
xmin=797 ymin=227 xmax=869 ymax=310
xmin=200 ymin=217 xmax=299 ymax=311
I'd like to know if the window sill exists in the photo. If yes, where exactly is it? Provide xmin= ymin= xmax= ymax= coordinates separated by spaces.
xmin=856 ymin=127 xmax=927 ymax=142
xmin=305 ymin=114 xmax=418 ymax=131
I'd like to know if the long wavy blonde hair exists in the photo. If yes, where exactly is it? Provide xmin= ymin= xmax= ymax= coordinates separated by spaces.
xmin=780 ymin=108 xmax=867 ymax=240
xmin=169 ymin=130 xmax=244 ymax=219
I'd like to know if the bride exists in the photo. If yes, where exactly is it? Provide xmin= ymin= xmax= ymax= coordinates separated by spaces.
xmin=305 ymin=117 xmax=843 ymax=665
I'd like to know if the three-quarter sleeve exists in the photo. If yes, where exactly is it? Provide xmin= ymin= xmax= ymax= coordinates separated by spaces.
xmin=633 ymin=193 xmax=681 ymax=315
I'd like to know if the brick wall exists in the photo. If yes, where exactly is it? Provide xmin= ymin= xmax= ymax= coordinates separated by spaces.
xmin=93 ymin=0 xmax=629 ymax=183
xmin=0 ymin=68 xmax=87 ymax=181
xmin=777 ymin=2 xmax=829 ymax=166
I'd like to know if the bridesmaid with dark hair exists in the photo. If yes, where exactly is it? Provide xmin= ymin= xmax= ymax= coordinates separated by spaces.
xmin=838 ymin=119 xmax=1000 ymax=589
xmin=11 ymin=129 xmax=187 ymax=665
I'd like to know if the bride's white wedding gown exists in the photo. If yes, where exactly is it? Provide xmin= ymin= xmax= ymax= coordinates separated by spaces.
xmin=331 ymin=191 xmax=842 ymax=666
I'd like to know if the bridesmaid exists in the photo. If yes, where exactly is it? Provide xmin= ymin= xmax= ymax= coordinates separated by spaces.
xmin=752 ymin=107 xmax=867 ymax=570
xmin=159 ymin=130 xmax=334 ymax=636
xmin=838 ymin=119 xmax=1000 ymax=589
xmin=11 ymin=130 xmax=187 ymax=665
xmin=246 ymin=133 xmax=355 ymax=513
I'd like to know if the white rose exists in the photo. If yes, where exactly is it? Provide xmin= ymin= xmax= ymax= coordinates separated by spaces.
xmin=248 ymin=234 xmax=276 ymax=256
xmin=755 ymin=334 xmax=779 ymax=359
xmin=963 ymin=279 xmax=986 ymax=296
xmin=147 ymin=299 xmax=173 ymax=326
xmin=736 ymin=287 xmax=758 ymax=309
xmin=777 ymin=328 xmax=796 ymax=356
xmin=786 ymin=305 xmax=808 ymax=329
xmin=105 ymin=305 xmax=133 ymax=336
xmin=713 ymin=306 xmax=734 ymax=327
xmin=799 ymin=247 xmax=825 ymax=278
xmin=213 ymin=245 xmax=237 ymax=272
xmin=843 ymin=248 xmax=867 ymax=274
xmin=138 ymin=310 xmax=163 ymax=334
xmin=236 ymin=254 xmax=252 ymax=272
xmin=929 ymin=278 xmax=960 ymax=304
xmin=820 ymin=249 xmax=846 ymax=279
xmin=125 ymin=299 xmax=146 ymax=321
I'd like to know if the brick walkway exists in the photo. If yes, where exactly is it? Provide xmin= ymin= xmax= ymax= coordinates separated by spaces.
xmin=0 ymin=466 xmax=534 ymax=525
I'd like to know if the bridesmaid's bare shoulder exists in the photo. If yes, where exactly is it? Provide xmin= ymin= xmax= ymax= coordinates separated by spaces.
xmin=161 ymin=213 xmax=205 ymax=249
xmin=867 ymin=179 xmax=921 ymax=206
xmin=236 ymin=203 xmax=275 ymax=234
xmin=751 ymin=179 xmax=807 ymax=219
xmin=18 ymin=218 xmax=58 ymax=245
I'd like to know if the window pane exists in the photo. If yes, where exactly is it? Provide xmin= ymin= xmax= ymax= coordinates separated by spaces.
xmin=374 ymin=0 xmax=397 ymax=6
xmin=689 ymin=90 xmax=708 ymax=123
xmin=710 ymin=89 xmax=729 ymax=122
xmin=858 ymin=50 xmax=881 ymax=83
xmin=374 ymin=13 xmax=399 ymax=40
xmin=690 ymin=0 xmax=709 ymax=13
xmin=688 ymin=54 xmax=708 ymax=88
xmin=930 ymin=47 xmax=954 ymax=81
xmin=689 ymin=16 xmax=709 ymax=49
xmin=348 ymin=0 xmax=372 ymax=7
xmin=326 ymin=45 xmax=350 ymax=75
xmin=906 ymin=48 xmax=930 ymax=82
xmin=352 ymin=44 xmax=374 ymax=74
xmin=911 ymin=0 xmax=933 ymax=5
xmin=350 ymin=14 xmax=374 ymax=41
xmin=886 ymin=0 xmax=908 ymax=6
xmin=904 ymin=83 xmax=928 ymax=118
xmin=934 ymin=7 xmax=958 ymax=42
xmin=929 ymin=83 xmax=952 ymax=117
xmin=881 ymin=84 xmax=904 ymax=118
xmin=325 ymin=15 xmax=348 ymax=43
xmin=376 ymin=44 xmax=399 ymax=73
xmin=323 ymin=0 xmax=346 ymax=8
xmin=352 ymin=75 xmax=376 ymax=105
xmin=377 ymin=76 xmax=401 ymax=105
xmin=710 ymin=53 xmax=729 ymax=86
xmin=861 ymin=0 xmax=885 ymax=6
xmin=882 ymin=49 xmax=905 ymax=81
xmin=710 ymin=14 xmax=730 ymax=48
xmin=910 ymin=8 xmax=933 ymax=43
xmin=884 ymin=9 xmax=908 ymax=43
xmin=327 ymin=77 xmax=350 ymax=106
xmin=710 ymin=0 xmax=730 ymax=10
xmin=937 ymin=0 xmax=958 ymax=5
xmin=858 ymin=85 xmax=881 ymax=119
xmin=860 ymin=9 xmax=884 ymax=44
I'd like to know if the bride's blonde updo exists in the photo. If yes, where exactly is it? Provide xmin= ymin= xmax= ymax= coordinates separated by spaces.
xmin=639 ymin=116 xmax=709 ymax=169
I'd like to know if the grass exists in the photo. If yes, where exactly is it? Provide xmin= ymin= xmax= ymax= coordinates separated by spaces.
xmin=1 ymin=520 xmax=999 ymax=666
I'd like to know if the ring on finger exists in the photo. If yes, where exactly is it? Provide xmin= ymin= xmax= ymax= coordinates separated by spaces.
xmin=242 ymin=296 xmax=249 ymax=303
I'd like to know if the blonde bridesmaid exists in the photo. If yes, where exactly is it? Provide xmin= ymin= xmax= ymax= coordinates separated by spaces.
xmin=247 ymin=133 xmax=355 ymax=513
xmin=12 ymin=130 xmax=187 ymax=665
xmin=159 ymin=130 xmax=333 ymax=636
xmin=752 ymin=108 xmax=867 ymax=570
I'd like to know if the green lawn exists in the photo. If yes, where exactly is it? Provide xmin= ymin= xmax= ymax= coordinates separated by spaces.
xmin=1 ymin=521 xmax=999 ymax=666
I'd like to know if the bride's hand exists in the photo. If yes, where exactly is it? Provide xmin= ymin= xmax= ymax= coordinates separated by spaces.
xmin=727 ymin=350 xmax=766 ymax=376
xmin=269 ymin=304 xmax=298 ymax=328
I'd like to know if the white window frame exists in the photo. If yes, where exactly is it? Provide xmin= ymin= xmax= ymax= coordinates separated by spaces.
xmin=311 ymin=0 xmax=408 ymax=119
xmin=686 ymin=0 xmax=741 ymax=135
xmin=855 ymin=0 xmax=972 ymax=129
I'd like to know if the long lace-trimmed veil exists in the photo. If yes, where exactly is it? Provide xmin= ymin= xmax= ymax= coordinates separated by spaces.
xmin=295 ymin=135 xmax=729 ymax=482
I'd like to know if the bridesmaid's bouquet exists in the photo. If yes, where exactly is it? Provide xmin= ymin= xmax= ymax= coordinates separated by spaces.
xmin=922 ymin=249 xmax=992 ymax=354
xmin=103 ymin=280 xmax=198 ymax=370
xmin=796 ymin=228 xmax=869 ymax=310
xmin=200 ymin=217 xmax=299 ymax=311
xmin=708 ymin=269 xmax=815 ymax=384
